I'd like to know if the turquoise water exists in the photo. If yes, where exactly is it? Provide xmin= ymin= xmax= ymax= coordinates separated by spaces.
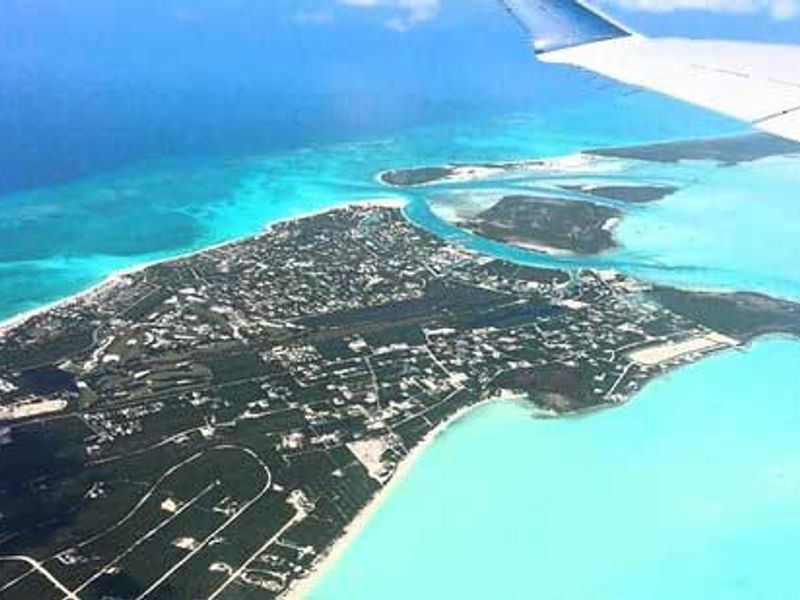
xmin=405 ymin=153 xmax=800 ymax=301
xmin=616 ymin=156 xmax=800 ymax=299
xmin=311 ymin=338 xmax=800 ymax=599
xmin=0 ymin=93 xmax=745 ymax=320
xmin=4 ymin=93 xmax=800 ymax=599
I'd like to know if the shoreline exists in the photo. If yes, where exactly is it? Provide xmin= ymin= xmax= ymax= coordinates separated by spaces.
xmin=286 ymin=333 xmax=800 ymax=598
xmin=5 ymin=179 xmax=800 ymax=597
xmin=376 ymin=152 xmax=624 ymax=189
xmin=285 ymin=394 xmax=518 ymax=599
xmin=0 ymin=197 xmax=407 ymax=339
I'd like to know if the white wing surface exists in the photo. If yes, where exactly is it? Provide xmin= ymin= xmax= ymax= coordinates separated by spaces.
xmin=501 ymin=0 xmax=800 ymax=143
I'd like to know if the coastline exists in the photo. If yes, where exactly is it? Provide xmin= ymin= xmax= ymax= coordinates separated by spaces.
xmin=377 ymin=152 xmax=625 ymax=188
xmin=280 ymin=340 xmax=800 ymax=600
xmin=285 ymin=337 xmax=800 ymax=598
xmin=0 ymin=197 xmax=407 ymax=339
xmin=285 ymin=394 xmax=521 ymax=599
xmin=5 ymin=165 xmax=800 ymax=597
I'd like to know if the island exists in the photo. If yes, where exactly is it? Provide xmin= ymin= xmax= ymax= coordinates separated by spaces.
xmin=588 ymin=132 xmax=800 ymax=165
xmin=1 ymin=203 xmax=799 ymax=599
xmin=436 ymin=194 xmax=621 ymax=255
xmin=378 ymin=133 xmax=800 ymax=192
xmin=380 ymin=159 xmax=548 ymax=187
xmin=380 ymin=166 xmax=458 ymax=186
xmin=558 ymin=183 xmax=679 ymax=204
xmin=377 ymin=134 xmax=800 ymax=258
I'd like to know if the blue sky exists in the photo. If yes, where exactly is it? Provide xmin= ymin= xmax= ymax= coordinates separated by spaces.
xmin=0 ymin=0 xmax=796 ymax=193
xmin=289 ymin=0 xmax=800 ymax=41
xmin=596 ymin=0 xmax=800 ymax=40
xmin=265 ymin=0 xmax=800 ymax=42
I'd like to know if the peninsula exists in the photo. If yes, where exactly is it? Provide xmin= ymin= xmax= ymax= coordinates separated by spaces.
xmin=1 ymin=204 xmax=799 ymax=599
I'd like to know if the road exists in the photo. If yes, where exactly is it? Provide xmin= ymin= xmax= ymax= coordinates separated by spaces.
xmin=0 ymin=556 xmax=79 ymax=600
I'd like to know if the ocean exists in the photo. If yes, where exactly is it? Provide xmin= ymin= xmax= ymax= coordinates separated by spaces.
xmin=3 ymin=1 xmax=800 ymax=598
xmin=310 ymin=338 xmax=800 ymax=599
xmin=0 ymin=97 xmax=749 ymax=321
xmin=4 ymin=106 xmax=800 ymax=599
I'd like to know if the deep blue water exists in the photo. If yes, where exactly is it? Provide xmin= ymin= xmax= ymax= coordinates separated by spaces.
xmin=0 ymin=0 xmax=572 ymax=194
xmin=2 ymin=0 xmax=795 ymax=195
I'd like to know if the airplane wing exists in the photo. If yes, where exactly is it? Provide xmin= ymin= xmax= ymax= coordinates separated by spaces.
xmin=501 ymin=0 xmax=800 ymax=143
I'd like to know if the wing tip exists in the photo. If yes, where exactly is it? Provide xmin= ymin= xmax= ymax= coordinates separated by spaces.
xmin=501 ymin=0 xmax=634 ymax=54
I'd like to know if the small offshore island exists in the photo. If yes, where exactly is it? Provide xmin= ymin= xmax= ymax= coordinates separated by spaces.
xmin=380 ymin=133 xmax=800 ymax=257
xmin=558 ymin=183 xmax=679 ymax=204
xmin=1 ymin=201 xmax=800 ymax=598
xmin=381 ymin=133 xmax=800 ymax=189
xmin=448 ymin=194 xmax=621 ymax=255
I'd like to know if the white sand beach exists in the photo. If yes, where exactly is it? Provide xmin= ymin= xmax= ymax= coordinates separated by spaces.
xmin=378 ymin=153 xmax=625 ymax=189
xmin=284 ymin=393 xmax=524 ymax=599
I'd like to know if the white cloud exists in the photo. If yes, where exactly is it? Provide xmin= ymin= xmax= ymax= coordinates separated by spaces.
xmin=338 ymin=0 xmax=441 ymax=31
xmin=294 ymin=9 xmax=336 ymax=25
xmin=600 ymin=0 xmax=800 ymax=20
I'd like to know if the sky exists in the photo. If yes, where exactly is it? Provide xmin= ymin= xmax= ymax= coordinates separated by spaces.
xmin=0 ymin=0 xmax=797 ymax=194
xmin=597 ymin=0 xmax=800 ymax=39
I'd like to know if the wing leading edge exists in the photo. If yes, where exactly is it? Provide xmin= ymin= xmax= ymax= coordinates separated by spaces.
xmin=502 ymin=0 xmax=800 ymax=144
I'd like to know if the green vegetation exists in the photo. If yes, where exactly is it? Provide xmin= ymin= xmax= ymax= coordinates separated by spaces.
xmin=652 ymin=287 xmax=800 ymax=341
xmin=465 ymin=195 xmax=620 ymax=254
xmin=589 ymin=133 xmax=800 ymax=165
xmin=380 ymin=166 xmax=453 ymax=186
xmin=2 ymin=206 xmax=799 ymax=599
xmin=0 ymin=328 xmax=94 ymax=370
